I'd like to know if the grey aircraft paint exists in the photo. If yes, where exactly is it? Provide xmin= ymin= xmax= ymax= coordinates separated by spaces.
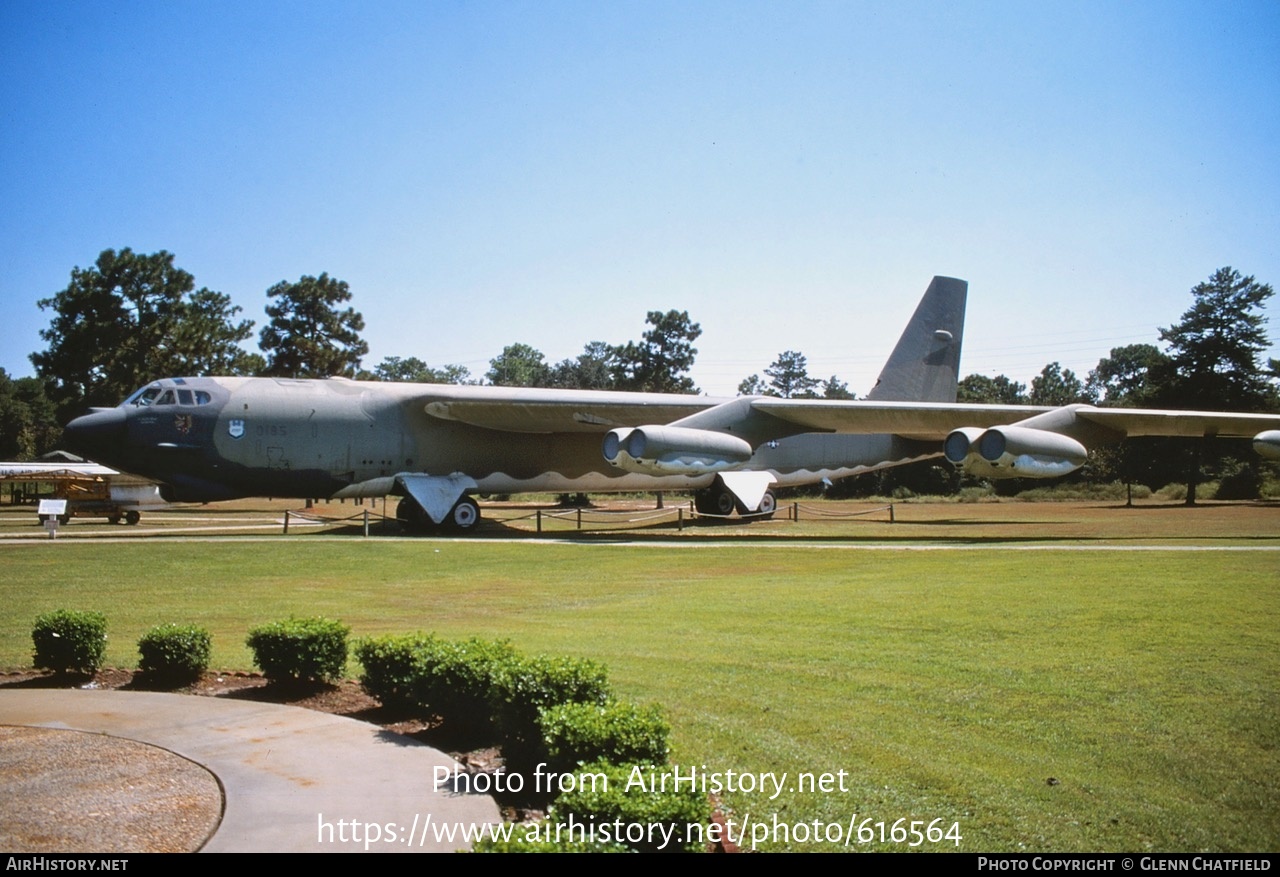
xmin=62 ymin=276 xmax=1280 ymax=530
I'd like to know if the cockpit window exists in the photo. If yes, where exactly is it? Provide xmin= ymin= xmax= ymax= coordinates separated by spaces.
xmin=126 ymin=386 xmax=162 ymax=407
xmin=125 ymin=383 xmax=215 ymax=407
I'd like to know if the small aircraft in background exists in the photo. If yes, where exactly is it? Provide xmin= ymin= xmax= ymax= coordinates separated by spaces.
xmin=62 ymin=277 xmax=1280 ymax=531
xmin=0 ymin=455 xmax=164 ymax=524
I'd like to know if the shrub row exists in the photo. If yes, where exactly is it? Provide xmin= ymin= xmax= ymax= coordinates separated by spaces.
xmin=356 ymin=632 xmax=696 ymax=853
xmin=32 ymin=612 xmax=213 ymax=683
xmin=32 ymin=613 xmax=699 ymax=852
xmin=30 ymin=611 xmax=349 ymax=685
xmin=355 ymin=633 xmax=631 ymax=770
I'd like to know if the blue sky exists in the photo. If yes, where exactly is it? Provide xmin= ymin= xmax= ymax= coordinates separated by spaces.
xmin=3 ymin=0 xmax=1277 ymax=398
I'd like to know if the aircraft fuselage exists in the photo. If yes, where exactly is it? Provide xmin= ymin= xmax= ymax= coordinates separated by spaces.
xmin=63 ymin=375 xmax=937 ymax=504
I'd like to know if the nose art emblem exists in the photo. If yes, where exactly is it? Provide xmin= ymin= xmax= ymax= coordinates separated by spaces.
xmin=174 ymin=414 xmax=193 ymax=435
xmin=228 ymin=419 xmax=245 ymax=439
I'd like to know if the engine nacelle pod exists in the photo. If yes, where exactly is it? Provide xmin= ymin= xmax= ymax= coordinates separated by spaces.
xmin=944 ymin=425 xmax=1087 ymax=479
xmin=1253 ymin=430 xmax=1280 ymax=461
xmin=943 ymin=427 xmax=987 ymax=466
xmin=603 ymin=425 xmax=753 ymax=476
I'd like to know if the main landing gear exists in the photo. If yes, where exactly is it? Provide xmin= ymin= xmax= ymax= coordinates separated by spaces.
xmin=693 ymin=484 xmax=776 ymax=521
xmin=396 ymin=495 xmax=481 ymax=533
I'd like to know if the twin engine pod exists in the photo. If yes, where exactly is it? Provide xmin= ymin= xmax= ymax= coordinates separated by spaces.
xmin=603 ymin=425 xmax=753 ymax=476
xmin=944 ymin=425 xmax=1088 ymax=479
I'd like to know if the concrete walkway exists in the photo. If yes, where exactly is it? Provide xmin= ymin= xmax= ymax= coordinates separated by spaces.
xmin=0 ymin=689 xmax=501 ymax=852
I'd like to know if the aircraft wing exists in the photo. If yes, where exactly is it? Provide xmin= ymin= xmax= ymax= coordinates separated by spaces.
xmin=419 ymin=388 xmax=1048 ymax=439
xmin=0 ymin=461 xmax=119 ymax=478
xmin=420 ymin=386 xmax=1280 ymax=444
xmin=601 ymin=396 xmax=1280 ymax=479
xmin=749 ymin=399 xmax=1052 ymax=439
xmin=419 ymin=386 xmax=721 ymax=433
xmin=750 ymin=399 xmax=1280 ymax=441
xmin=1069 ymin=407 xmax=1280 ymax=439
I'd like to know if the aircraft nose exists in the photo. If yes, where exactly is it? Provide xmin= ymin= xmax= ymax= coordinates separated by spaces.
xmin=63 ymin=407 xmax=127 ymax=457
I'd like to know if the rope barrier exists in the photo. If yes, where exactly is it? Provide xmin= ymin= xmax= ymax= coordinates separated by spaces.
xmin=792 ymin=502 xmax=894 ymax=520
xmin=277 ymin=499 xmax=895 ymax=535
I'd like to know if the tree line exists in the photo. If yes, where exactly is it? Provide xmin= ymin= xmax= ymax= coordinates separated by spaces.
xmin=2 ymin=247 xmax=712 ymax=456
xmin=3 ymin=250 xmax=1277 ymax=499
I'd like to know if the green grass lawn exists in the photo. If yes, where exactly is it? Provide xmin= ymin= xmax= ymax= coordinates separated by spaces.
xmin=2 ymin=541 xmax=1276 ymax=852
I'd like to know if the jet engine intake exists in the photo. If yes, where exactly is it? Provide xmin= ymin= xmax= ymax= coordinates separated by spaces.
xmin=944 ymin=425 xmax=1087 ymax=479
xmin=943 ymin=427 xmax=987 ymax=466
xmin=603 ymin=425 xmax=753 ymax=476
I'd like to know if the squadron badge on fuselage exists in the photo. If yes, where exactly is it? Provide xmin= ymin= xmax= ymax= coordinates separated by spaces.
xmin=228 ymin=419 xmax=245 ymax=439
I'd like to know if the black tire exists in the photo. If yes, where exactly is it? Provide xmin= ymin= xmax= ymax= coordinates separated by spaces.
xmin=396 ymin=497 xmax=436 ymax=533
xmin=108 ymin=515 xmax=122 ymax=525
xmin=124 ymin=510 xmax=141 ymax=526
xmin=695 ymin=487 xmax=737 ymax=518
xmin=714 ymin=489 xmax=736 ymax=516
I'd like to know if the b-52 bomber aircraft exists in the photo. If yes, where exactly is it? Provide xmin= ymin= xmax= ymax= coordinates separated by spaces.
xmin=62 ymin=276 xmax=1280 ymax=532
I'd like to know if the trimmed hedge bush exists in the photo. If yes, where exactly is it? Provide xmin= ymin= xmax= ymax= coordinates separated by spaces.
xmin=355 ymin=634 xmax=615 ymax=764
xmin=419 ymin=637 xmax=519 ymax=736
xmin=355 ymin=632 xmax=441 ymax=708
xmin=539 ymin=700 xmax=670 ymax=775
xmin=490 ymin=653 xmax=612 ymax=770
xmin=356 ymin=634 xmax=519 ymax=736
xmin=138 ymin=623 xmax=211 ymax=684
xmin=550 ymin=761 xmax=709 ymax=853
xmin=246 ymin=616 xmax=349 ymax=683
xmin=32 ymin=609 xmax=107 ymax=674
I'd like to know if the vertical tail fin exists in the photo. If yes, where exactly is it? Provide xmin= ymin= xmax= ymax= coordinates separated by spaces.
xmin=865 ymin=276 xmax=967 ymax=403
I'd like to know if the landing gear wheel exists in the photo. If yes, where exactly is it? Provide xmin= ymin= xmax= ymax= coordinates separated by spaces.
xmin=124 ymin=510 xmax=141 ymax=526
xmin=445 ymin=496 xmax=480 ymax=531
xmin=109 ymin=515 xmax=122 ymax=525
xmin=694 ymin=486 xmax=737 ymax=518
xmin=755 ymin=490 xmax=777 ymax=520
xmin=396 ymin=497 xmax=436 ymax=533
